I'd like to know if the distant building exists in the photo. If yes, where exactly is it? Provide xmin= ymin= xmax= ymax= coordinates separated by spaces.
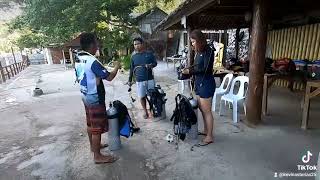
xmin=135 ymin=7 xmax=168 ymax=37
xmin=133 ymin=7 xmax=168 ymax=60
xmin=45 ymin=35 xmax=81 ymax=65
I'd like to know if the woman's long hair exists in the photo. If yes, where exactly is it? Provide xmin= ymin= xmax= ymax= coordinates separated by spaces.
xmin=190 ymin=30 xmax=207 ymax=52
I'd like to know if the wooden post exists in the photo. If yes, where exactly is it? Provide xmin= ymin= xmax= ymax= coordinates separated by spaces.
xmin=222 ymin=31 xmax=228 ymax=66
xmin=187 ymin=26 xmax=194 ymax=67
xmin=262 ymin=74 xmax=268 ymax=115
xmin=235 ymin=28 xmax=240 ymax=59
xmin=26 ymin=54 xmax=30 ymax=66
xmin=301 ymin=81 xmax=320 ymax=129
xmin=0 ymin=61 xmax=5 ymax=83
xmin=6 ymin=67 xmax=10 ymax=79
xmin=246 ymin=0 xmax=269 ymax=125
xmin=9 ymin=65 xmax=14 ymax=77
xmin=301 ymin=84 xmax=311 ymax=129
xmin=19 ymin=50 xmax=23 ymax=71
xmin=18 ymin=62 xmax=21 ymax=71
xmin=11 ymin=47 xmax=18 ymax=74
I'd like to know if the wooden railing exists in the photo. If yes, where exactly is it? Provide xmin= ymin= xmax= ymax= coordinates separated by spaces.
xmin=0 ymin=61 xmax=29 ymax=84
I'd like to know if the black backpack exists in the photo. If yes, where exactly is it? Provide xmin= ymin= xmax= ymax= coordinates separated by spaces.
xmin=170 ymin=94 xmax=197 ymax=140
xmin=112 ymin=100 xmax=136 ymax=138
xmin=146 ymin=85 xmax=166 ymax=117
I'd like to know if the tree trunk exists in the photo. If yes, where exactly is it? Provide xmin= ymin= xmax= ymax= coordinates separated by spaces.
xmin=246 ymin=0 xmax=269 ymax=125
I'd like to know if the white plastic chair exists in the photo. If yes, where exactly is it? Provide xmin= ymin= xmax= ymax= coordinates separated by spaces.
xmin=219 ymin=76 xmax=249 ymax=123
xmin=212 ymin=73 xmax=234 ymax=112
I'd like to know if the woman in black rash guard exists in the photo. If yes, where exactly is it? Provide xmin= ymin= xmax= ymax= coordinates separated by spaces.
xmin=182 ymin=30 xmax=215 ymax=146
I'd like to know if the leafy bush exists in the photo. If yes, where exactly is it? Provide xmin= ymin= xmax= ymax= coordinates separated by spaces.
xmin=120 ymin=55 xmax=131 ymax=70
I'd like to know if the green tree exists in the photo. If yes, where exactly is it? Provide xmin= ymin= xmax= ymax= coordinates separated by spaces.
xmin=11 ymin=0 xmax=139 ymax=49
xmin=0 ymin=23 xmax=22 ymax=53
xmin=14 ymin=29 xmax=46 ymax=49
xmin=134 ymin=0 xmax=182 ymax=13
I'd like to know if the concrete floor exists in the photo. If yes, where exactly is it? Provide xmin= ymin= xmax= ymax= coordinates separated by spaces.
xmin=0 ymin=62 xmax=319 ymax=180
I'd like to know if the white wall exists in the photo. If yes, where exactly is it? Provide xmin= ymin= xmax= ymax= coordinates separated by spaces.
xmin=0 ymin=52 xmax=23 ymax=66
xmin=44 ymin=48 xmax=53 ymax=65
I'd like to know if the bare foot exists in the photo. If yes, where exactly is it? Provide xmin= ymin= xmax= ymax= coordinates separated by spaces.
xmin=143 ymin=114 xmax=149 ymax=119
xmin=94 ymin=154 xmax=118 ymax=164
xmin=203 ymin=136 xmax=214 ymax=144
xmin=91 ymin=144 xmax=108 ymax=152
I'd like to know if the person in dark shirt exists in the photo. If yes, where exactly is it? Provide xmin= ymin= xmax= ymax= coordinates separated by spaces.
xmin=128 ymin=37 xmax=157 ymax=119
xmin=182 ymin=30 xmax=215 ymax=146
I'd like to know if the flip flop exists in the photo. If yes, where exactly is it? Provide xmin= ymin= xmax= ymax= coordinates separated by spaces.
xmin=198 ymin=132 xmax=207 ymax=136
xmin=101 ymin=144 xmax=108 ymax=148
xmin=132 ymin=127 xmax=140 ymax=132
xmin=94 ymin=156 xmax=118 ymax=164
xmin=197 ymin=141 xmax=213 ymax=146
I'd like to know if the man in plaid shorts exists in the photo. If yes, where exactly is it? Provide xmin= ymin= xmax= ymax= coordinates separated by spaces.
xmin=77 ymin=33 xmax=120 ymax=164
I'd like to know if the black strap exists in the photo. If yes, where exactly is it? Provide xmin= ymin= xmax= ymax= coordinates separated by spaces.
xmin=170 ymin=94 xmax=180 ymax=121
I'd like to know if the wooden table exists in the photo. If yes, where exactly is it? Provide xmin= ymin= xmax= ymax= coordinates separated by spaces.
xmin=262 ymin=73 xmax=320 ymax=129
xmin=301 ymin=80 xmax=320 ymax=129
xmin=262 ymin=73 xmax=306 ymax=116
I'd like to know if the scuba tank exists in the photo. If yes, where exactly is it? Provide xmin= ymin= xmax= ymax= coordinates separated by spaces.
xmin=159 ymin=87 xmax=167 ymax=120
xmin=107 ymin=103 xmax=121 ymax=151
xmin=187 ymin=97 xmax=198 ymax=140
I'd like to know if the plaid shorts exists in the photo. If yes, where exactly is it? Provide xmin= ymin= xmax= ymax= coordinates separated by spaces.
xmin=83 ymin=101 xmax=108 ymax=135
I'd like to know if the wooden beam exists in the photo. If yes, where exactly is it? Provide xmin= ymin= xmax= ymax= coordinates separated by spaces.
xmin=162 ymin=0 xmax=216 ymax=30
xmin=308 ymin=80 xmax=320 ymax=87
xmin=199 ymin=9 xmax=249 ymax=15
xmin=309 ymin=87 xmax=320 ymax=98
xmin=246 ymin=0 xmax=268 ymax=125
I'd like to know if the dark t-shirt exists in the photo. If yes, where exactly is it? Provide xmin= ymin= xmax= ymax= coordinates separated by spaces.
xmin=129 ymin=51 xmax=157 ymax=82
xmin=191 ymin=46 xmax=215 ymax=80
